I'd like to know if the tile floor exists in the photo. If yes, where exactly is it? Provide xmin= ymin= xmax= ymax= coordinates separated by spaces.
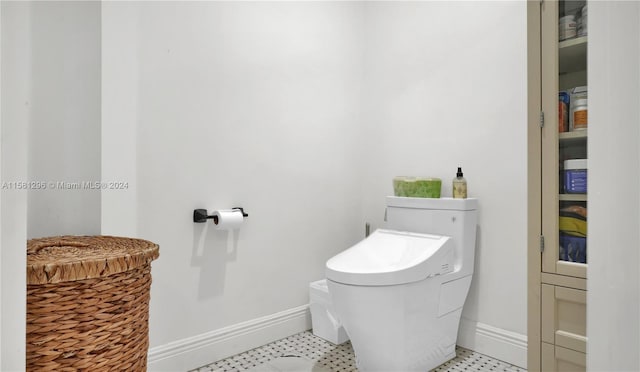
xmin=191 ymin=331 xmax=526 ymax=372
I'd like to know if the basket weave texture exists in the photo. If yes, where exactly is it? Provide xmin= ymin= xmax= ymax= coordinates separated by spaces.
xmin=27 ymin=235 xmax=159 ymax=372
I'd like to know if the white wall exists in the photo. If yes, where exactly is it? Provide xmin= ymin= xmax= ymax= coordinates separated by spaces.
xmin=101 ymin=2 xmax=138 ymax=237
xmin=1 ymin=4 xmax=3 ymax=367
xmin=137 ymin=0 xmax=365 ymax=343
xmin=99 ymin=2 xmax=529 ymax=370
xmin=26 ymin=1 xmax=101 ymax=238
xmin=121 ymin=1 xmax=527 ymax=369
xmin=587 ymin=2 xmax=640 ymax=370
xmin=6 ymin=2 xmax=640 ymax=371
xmin=102 ymin=2 xmax=366 ymax=369
xmin=1 ymin=2 xmax=29 ymax=369
xmin=361 ymin=1 xmax=528 ymax=364
xmin=1 ymin=2 xmax=100 ymax=370
xmin=0 ymin=4 xmax=3 ymax=366
xmin=3 ymin=1 xmax=531 ymax=370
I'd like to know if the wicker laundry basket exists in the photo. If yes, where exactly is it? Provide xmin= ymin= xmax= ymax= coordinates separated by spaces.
xmin=26 ymin=235 xmax=159 ymax=371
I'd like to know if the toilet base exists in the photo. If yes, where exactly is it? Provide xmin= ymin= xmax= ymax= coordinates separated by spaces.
xmin=327 ymin=275 xmax=472 ymax=372
xmin=354 ymin=344 xmax=457 ymax=372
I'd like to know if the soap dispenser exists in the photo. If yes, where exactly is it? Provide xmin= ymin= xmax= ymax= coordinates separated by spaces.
xmin=453 ymin=167 xmax=467 ymax=199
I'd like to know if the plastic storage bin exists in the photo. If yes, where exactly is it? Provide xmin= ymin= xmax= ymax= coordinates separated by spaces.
xmin=564 ymin=159 xmax=587 ymax=193
xmin=309 ymin=279 xmax=349 ymax=344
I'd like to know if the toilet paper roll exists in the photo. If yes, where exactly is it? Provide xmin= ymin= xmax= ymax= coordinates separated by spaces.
xmin=213 ymin=209 xmax=244 ymax=230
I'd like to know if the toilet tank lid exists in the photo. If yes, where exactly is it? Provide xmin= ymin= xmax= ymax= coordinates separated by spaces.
xmin=386 ymin=196 xmax=478 ymax=211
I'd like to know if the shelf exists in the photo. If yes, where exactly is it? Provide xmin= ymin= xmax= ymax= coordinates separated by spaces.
xmin=559 ymin=130 xmax=587 ymax=141
xmin=559 ymin=36 xmax=588 ymax=50
xmin=559 ymin=194 xmax=587 ymax=202
xmin=559 ymin=36 xmax=587 ymax=74
xmin=556 ymin=260 xmax=587 ymax=279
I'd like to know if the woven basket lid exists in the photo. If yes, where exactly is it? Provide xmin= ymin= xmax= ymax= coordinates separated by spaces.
xmin=27 ymin=235 xmax=159 ymax=285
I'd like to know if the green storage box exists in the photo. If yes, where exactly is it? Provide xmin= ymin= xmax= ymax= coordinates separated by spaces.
xmin=393 ymin=177 xmax=441 ymax=198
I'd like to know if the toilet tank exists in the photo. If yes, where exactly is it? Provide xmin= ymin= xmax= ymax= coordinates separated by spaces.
xmin=385 ymin=197 xmax=478 ymax=279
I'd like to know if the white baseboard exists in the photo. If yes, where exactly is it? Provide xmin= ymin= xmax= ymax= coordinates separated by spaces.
xmin=457 ymin=318 xmax=527 ymax=368
xmin=147 ymin=307 xmax=525 ymax=371
xmin=147 ymin=305 xmax=311 ymax=372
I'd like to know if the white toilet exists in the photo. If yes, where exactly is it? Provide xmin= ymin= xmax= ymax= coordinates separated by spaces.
xmin=325 ymin=196 xmax=478 ymax=371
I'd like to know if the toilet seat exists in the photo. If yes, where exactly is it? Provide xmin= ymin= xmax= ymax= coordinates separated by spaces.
xmin=326 ymin=229 xmax=454 ymax=286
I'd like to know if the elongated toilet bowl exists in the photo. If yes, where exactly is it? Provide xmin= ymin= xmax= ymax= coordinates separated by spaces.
xmin=326 ymin=229 xmax=472 ymax=371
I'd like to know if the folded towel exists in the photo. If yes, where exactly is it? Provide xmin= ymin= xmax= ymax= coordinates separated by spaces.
xmin=559 ymin=210 xmax=587 ymax=237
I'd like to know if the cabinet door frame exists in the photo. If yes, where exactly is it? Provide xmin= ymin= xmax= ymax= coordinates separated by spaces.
xmin=540 ymin=0 xmax=588 ymax=279
xmin=526 ymin=0 xmax=542 ymax=370
xmin=540 ymin=0 xmax=560 ymax=276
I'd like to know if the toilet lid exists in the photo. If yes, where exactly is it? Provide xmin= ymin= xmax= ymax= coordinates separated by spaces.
xmin=325 ymin=229 xmax=454 ymax=286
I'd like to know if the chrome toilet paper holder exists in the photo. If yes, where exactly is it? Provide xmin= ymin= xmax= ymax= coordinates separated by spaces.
xmin=193 ymin=207 xmax=248 ymax=223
